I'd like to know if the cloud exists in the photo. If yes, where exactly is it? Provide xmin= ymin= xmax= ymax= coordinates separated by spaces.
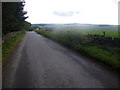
xmin=53 ymin=11 xmax=74 ymax=17
xmin=25 ymin=0 xmax=118 ymax=25
xmin=112 ymin=0 xmax=120 ymax=3
xmin=75 ymin=11 xmax=80 ymax=14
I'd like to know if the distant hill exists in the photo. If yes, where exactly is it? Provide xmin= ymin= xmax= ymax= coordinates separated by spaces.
xmin=32 ymin=23 xmax=117 ymax=26
xmin=32 ymin=23 xmax=118 ymax=31
xmin=32 ymin=24 xmax=56 ymax=26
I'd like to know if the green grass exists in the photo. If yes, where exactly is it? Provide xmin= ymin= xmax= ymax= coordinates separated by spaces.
xmin=80 ymin=46 xmax=119 ymax=68
xmin=85 ymin=30 xmax=119 ymax=38
xmin=2 ymin=32 xmax=25 ymax=65
xmin=36 ymin=30 xmax=53 ymax=39
xmin=66 ymin=30 xmax=119 ymax=38
xmin=36 ymin=29 xmax=120 ymax=69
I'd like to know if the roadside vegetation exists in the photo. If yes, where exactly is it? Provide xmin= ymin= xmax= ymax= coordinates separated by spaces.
xmin=36 ymin=28 xmax=120 ymax=70
xmin=2 ymin=32 xmax=25 ymax=65
xmin=2 ymin=2 xmax=31 ymax=65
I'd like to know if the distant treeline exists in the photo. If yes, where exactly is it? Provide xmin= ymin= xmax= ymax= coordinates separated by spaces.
xmin=32 ymin=24 xmax=55 ymax=26
xmin=2 ymin=1 xmax=31 ymax=35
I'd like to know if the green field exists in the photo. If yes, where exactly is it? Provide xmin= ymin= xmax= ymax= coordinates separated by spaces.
xmin=74 ymin=30 xmax=119 ymax=38
xmin=41 ymin=24 xmax=119 ymax=38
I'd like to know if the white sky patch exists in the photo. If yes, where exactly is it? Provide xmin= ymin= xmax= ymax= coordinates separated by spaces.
xmin=24 ymin=0 xmax=119 ymax=25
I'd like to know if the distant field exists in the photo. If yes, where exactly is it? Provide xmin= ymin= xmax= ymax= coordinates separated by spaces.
xmin=41 ymin=24 xmax=119 ymax=38
xmin=73 ymin=30 xmax=119 ymax=38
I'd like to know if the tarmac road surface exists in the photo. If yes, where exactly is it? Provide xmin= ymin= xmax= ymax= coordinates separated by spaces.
xmin=3 ymin=31 xmax=118 ymax=88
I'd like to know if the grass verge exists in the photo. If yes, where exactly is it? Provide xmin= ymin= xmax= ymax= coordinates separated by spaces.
xmin=2 ymin=31 xmax=25 ymax=65
xmin=36 ymin=30 xmax=119 ymax=70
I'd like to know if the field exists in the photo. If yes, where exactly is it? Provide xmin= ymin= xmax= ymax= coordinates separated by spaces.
xmin=35 ymin=24 xmax=120 ymax=69
xmin=76 ymin=30 xmax=119 ymax=38
xmin=39 ymin=24 xmax=119 ymax=38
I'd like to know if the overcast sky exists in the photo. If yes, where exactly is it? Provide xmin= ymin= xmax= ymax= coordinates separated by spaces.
xmin=24 ymin=0 xmax=119 ymax=25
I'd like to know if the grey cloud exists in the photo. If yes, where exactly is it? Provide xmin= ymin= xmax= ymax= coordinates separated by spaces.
xmin=75 ymin=11 xmax=80 ymax=14
xmin=53 ymin=10 xmax=80 ymax=17
xmin=53 ymin=11 xmax=74 ymax=17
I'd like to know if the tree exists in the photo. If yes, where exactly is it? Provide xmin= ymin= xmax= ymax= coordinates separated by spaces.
xmin=23 ymin=21 xmax=31 ymax=31
xmin=2 ymin=1 xmax=31 ymax=35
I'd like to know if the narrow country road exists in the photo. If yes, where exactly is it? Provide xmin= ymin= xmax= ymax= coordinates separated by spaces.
xmin=3 ymin=31 xmax=118 ymax=88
